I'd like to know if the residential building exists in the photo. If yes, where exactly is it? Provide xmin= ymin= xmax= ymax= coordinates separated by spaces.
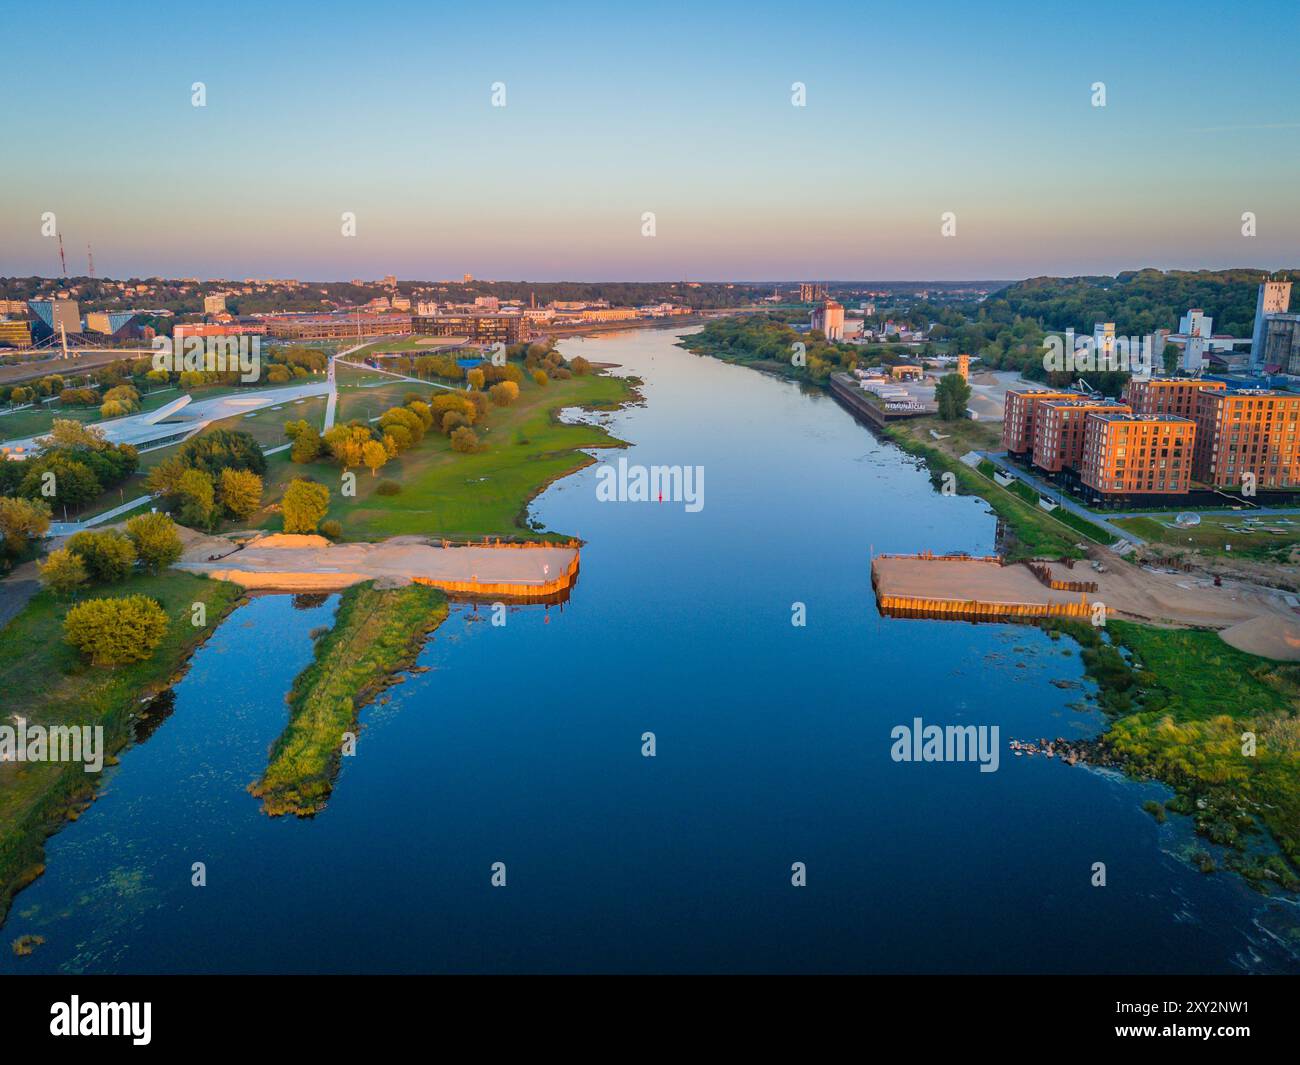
xmin=1192 ymin=388 xmax=1300 ymax=488
xmin=799 ymin=283 xmax=828 ymax=302
xmin=1032 ymin=398 xmax=1131 ymax=473
xmin=1080 ymin=413 xmax=1195 ymax=498
xmin=204 ymin=293 xmax=228 ymax=315
xmin=1001 ymin=388 xmax=1079 ymax=456
xmin=1123 ymin=377 xmax=1226 ymax=419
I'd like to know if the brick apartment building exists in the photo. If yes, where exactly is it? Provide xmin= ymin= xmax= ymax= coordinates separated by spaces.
xmin=1031 ymin=398 xmax=1131 ymax=473
xmin=1080 ymin=413 xmax=1196 ymax=498
xmin=1001 ymin=388 xmax=1079 ymax=456
xmin=1123 ymin=377 xmax=1226 ymax=419
xmin=1191 ymin=389 xmax=1300 ymax=488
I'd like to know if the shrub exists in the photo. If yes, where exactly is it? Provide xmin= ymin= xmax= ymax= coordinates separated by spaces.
xmin=0 ymin=496 xmax=52 ymax=556
xmin=450 ymin=426 xmax=480 ymax=453
xmin=489 ymin=381 xmax=519 ymax=407
xmin=532 ymin=369 xmax=549 ymax=387
xmin=64 ymin=594 xmax=169 ymax=666
xmin=319 ymin=519 xmax=343 ymax=540
xmin=376 ymin=480 xmax=401 ymax=496
xmin=570 ymin=356 xmax=592 ymax=375
xmin=66 ymin=529 xmax=137 ymax=582
xmin=38 ymin=547 xmax=87 ymax=596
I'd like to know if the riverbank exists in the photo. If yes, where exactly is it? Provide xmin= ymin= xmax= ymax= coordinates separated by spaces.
xmin=251 ymin=582 xmax=449 ymax=817
xmin=256 ymin=365 xmax=635 ymax=543
xmin=0 ymin=571 xmax=243 ymax=927
xmin=1049 ymin=619 xmax=1300 ymax=890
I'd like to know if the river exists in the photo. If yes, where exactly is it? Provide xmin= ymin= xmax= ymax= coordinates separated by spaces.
xmin=3 ymin=326 xmax=1297 ymax=974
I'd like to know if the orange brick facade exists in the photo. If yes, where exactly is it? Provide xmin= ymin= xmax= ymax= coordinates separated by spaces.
xmin=1031 ymin=399 xmax=1130 ymax=473
xmin=1191 ymin=390 xmax=1300 ymax=488
xmin=1123 ymin=377 xmax=1226 ymax=420
xmin=1001 ymin=389 xmax=1077 ymax=454
xmin=1081 ymin=413 xmax=1195 ymax=496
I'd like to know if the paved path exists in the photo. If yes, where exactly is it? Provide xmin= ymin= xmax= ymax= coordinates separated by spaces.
xmin=977 ymin=450 xmax=1144 ymax=547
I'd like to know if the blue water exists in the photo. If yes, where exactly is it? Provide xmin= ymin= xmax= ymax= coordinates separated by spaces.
xmin=4 ymin=327 xmax=1297 ymax=973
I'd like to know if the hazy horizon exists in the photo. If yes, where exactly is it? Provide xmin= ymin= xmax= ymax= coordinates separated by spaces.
xmin=4 ymin=0 xmax=1297 ymax=280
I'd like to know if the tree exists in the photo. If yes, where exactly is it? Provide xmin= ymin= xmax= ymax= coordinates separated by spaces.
xmin=532 ymin=369 xmax=549 ymax=387
xmin=19 ymin=456 xmax=101 ymax=509
xmin=178 ymin=428 xmax=266 ymax=477
xmin=176 ymin=468 xmax=216 ymax=528
xmin=66 ymin=529 xmax=137 ymax=582
xmin=39 ymin=546 xmax=88 ymax=595
xmin=322 ymin=424 xmax=371 ymax=469
xmin=935 ymin=373 xmax=972 ymax=421
xmin=218 ymin=468 xmax=263 ymax=520
xmin=570 ymin=356 xmax=592 ymax=375
xmin=489 ymin=381 xmax=519 ymax=407
xmin=284 ymin=419 xmax=323 ymax=463
xmin=0 ymin=496 xmax=52 ymax=557
xmin=64 ymin=595 xmax=169 ymax=666
xmin=361 ymin=439 xmax=389 ymax=476
xmin=38 ymin=419 xmax=108 ymax=451
xmin=450 ymin=426 xmax=480 ymax=453
xmin=281 ymin=479 xmax=330 ymax=533
xmin=467 ymin=367 xmax=485 ymax=390
xmin=126 ymin=512 xmax=183 ymax=572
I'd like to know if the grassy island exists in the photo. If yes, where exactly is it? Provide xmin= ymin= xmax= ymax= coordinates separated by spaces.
xmin=0 ymin=571 xmax=241 ymax=926
xmin=250 ymin=582 xmax=448 ymax=817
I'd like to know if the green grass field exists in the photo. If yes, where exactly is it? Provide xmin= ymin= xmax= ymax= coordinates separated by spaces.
xmin=0 ymin=571 xmax=242 ymax=926
xmin=261 ymin=369 xmax=632 ymax=541
xmin=1113 ymin=513 xmax=1300 ymax=563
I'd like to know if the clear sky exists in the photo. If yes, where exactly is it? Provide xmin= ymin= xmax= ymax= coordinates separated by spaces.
xmin=2 ymin=0 xmax=1297 ymax=281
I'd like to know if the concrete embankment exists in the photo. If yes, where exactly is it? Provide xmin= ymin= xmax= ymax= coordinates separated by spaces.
xmin=177 ymin=533 xmax=580 ymax=601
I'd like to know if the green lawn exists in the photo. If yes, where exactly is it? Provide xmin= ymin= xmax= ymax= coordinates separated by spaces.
xmin=1113 ymin=513 xmax=1300 ymax=563
xmin=0 ymin=571 xmax=242 ymax=926
xmin=263 ymin=369 xmax=632 ymax=541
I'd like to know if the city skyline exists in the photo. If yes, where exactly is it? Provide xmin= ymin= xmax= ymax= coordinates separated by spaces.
xmin=3 ymin=0 xmax=1298 ymax=281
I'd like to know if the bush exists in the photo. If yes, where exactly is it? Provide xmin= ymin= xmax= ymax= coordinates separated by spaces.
xmin=489 ymin=381 xmax=520 ymax=407
xmin=376 ymin=480 xmax=401 ymax=496
xmin=66 ymin=529 xmax=137 ymax=582
xmin=532 ymin=369 xmax=549 ymax=387
xmin=319 ymin=519 xmax=343 ymax=540
xmin=450 ymin=426 xmax=480 ymax=453
xmin=125 ymin=511 xmax=183 ymax=572
xmin=64 ymin=594 xmax=169 ymax=666
xmin=38 ymin=547 xmax=88 ymax=596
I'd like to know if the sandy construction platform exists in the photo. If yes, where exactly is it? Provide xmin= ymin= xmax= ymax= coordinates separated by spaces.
xmin=872 ymin=555 xmax=1300 ymax=660
xmin=177 ymin=533 xmax=579 ymax=599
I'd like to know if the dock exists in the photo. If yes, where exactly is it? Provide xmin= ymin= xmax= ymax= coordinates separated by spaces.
xmin=178 ymin=535 xmax=581 ymax=602
xmin=871 ymin=553 xmax=1100 ymax=620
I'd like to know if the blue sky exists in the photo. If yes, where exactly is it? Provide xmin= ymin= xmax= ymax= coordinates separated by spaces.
xmin=2 ymin=0 xmax=1297 ymax=280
